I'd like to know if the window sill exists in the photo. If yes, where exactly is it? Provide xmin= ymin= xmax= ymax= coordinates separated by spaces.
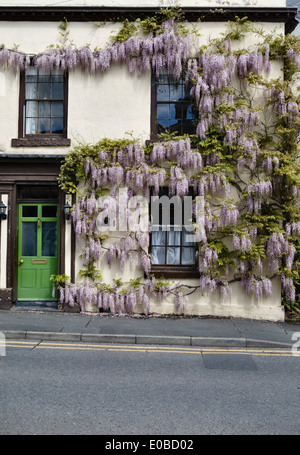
xmin=150 ymin=266 xmax=200 ymax=279
xmin=11 ymin=137 xmax=71 ymax=147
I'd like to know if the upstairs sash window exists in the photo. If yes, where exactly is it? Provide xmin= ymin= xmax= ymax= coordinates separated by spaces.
xmin=151 ymin=72 xmax=195 ymax=139
xmin=23 ymin=67 xmax=66 ymax=136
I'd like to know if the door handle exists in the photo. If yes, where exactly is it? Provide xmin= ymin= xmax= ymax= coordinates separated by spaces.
xmin=19 ymin=260 xmax=24 ymax=265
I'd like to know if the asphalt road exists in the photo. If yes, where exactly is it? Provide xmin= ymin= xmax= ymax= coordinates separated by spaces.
xmin=0 ymin=340 xmax=299 ymax=436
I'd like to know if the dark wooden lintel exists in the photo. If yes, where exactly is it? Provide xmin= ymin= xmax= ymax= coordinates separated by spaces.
xmin=0 ymin=7 xmax=297 ymax=34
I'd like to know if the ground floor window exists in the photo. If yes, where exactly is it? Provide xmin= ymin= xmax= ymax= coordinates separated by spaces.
xmin=150 ymin=187 xmax=198 ymax=277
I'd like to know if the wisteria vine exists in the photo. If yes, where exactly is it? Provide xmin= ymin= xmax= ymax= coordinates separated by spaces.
xmin=9 ymin=9 xmax=297 ymax=316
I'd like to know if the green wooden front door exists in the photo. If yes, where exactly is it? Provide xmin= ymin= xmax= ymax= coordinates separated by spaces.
xmin=18 ymin=203 xmax=59 ymax=301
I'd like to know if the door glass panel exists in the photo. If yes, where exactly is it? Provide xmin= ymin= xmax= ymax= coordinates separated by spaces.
xmin=42 ymin=222 xmax=57 ymax=257
xmin=22 ymin=222 xmax=37 ymax=256
xmin=42 ymin=205 xmax=57 ymax=218
xmin=22 ymin=206 xmax=38 ymax=218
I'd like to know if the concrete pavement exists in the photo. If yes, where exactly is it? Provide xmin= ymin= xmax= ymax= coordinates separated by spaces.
xmin=0 ymin=305 xmax=299 ymax=348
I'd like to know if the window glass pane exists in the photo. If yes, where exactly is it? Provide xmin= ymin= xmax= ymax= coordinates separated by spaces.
xmin=51 ymin=73 xmax=64 ymax=82
xmin=52 ymin=101 xmax=64 ymax=117
xmin=157 ymin=73 xmax=169 ymax=84
xmin=152 ymin=230 xmax=165 ymax=246
xmin=157 ymin=85 xmax=169 ymax=101
xmin=52 ymin=83 xmax=63 ymax=99
xmin=51 ymin=118 xmax=63 ymax=134
xmin=38 ymin=75 xmax=51 ymax=83
xmin=38 ymin=69 xmax=51 ymax=83
xmin=22 ymin=222 xmax=37 ymax=256
xmin=182 ymin=227 xmax=195 ymax=245
xmin=183 ymin=83 xmax=192 ymax=100
xmin=25 ymin=82 xmax=37 ymax=99
xmin=157 ymin=104 xmax=169 ymax=119
xmin=22 ymin=206 xmax=38 ymax=218
xmin=152 ymin=247 xmax=165 ymax=265
xmin=182 ymin=247 xmax=195 ymax=265
xmin=39 ymin=101 xmax=51 ymax=117
xmin=167 ymin=229 xmax=181 ymax=246
xmin=26 ymin=118 xmax=37 ymax=135
xmin=42 ymin=206 xmax=57 ymax=218
xmin=38 ymin=83 xmax=51 ymax=99
xmin=42 ymin=222 xmax=57 ymax=257
xmin=157 ymin=120 xmax=169 ymax=134
xmin=182 ymin=103 xmax=190 ymax=119
xmin=51 ymin=70 xmax=64 ymax=82
xmin=187 ymin=105 xmax=195 ymax=120
xmin=169 ymin=119 xmax=180 ymax=134
xmin=170 ymin=84 xmax=183 ymax=101
xmin=167 ymin=247 xmax=180 ymax=265
xmin=26 ymin=101 xmax=38 ymax=117
xmin=38 ymin=118 xmax=51 ymax=134
xmin=25 ymin=67 xmax=38 ymax=82
xmin=170 ymin=103 xmax=179 ymax=119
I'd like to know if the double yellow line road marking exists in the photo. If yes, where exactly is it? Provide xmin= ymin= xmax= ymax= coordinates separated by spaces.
xmin=1 ymin=339 xmax=297 ymax=357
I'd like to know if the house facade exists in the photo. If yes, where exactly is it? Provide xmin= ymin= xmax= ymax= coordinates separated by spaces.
xmin=0 ymin=0 xmax=299 ymax=321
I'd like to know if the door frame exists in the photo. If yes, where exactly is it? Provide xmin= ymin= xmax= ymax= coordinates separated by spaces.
xmin=15 ymin=185 xmax=65 ymax=303
xmin=17 ymin=202 xmax=59 ymax=301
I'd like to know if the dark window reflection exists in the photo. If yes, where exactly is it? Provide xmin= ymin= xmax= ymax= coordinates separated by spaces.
xmin=19 ymin=186 xmax=59 ymax=200
xmin=156 ymin=73 xmax=195 ymax=136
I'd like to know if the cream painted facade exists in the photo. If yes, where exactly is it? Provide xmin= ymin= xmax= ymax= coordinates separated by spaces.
xmin=0 ymin=20 xmax=286 ymax=154
xmin=0 ymin=2 xmax=297 ymax=321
